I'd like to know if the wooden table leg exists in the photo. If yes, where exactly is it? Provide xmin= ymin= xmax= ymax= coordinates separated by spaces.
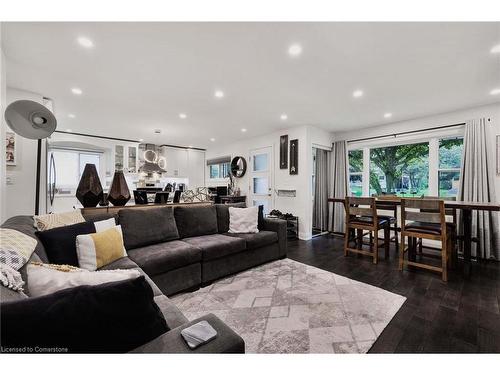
xmin=462 ymin=208 xmax=472 ymax=278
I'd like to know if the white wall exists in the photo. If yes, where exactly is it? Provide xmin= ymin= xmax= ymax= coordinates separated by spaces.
xmin=0 ymin=32 xmax=6 ymax=223
xmin=334 ymin=102 xmax=500 ymax=202
xmin=206 ymin=125 xmax=333 ymax=240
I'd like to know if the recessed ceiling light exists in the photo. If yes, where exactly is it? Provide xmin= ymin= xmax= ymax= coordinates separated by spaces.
xmin=490 ymin=88 xmax=500 ymax=95
xmin=179 ymin=113 xmax=187 ymax=119
xmin=384 ymin=113 xmax=392 ymax=119
xmin=241 ymin=128 xmax=247 ymax=132
xmin=138 ymin=138 xmax=144 ymax=142
xmin=490 ymin=44 xmax=500 ymax=54
xmin=71 ymin=87 xmax=82 ymax=95
xmin=66 ymin=129 xmax=72 ymax=132
xmin=77 ymin=36 xmax=94 ymax=48
xmin=280 ymin=114 xmax=288 ymax=121
xmin=288 ymin=43 xmax=303 ymax=57
xmin=352 ymin=90 xmax=364 ymax=98
xmin=68 ymin=114 xmax=76 ymax=118
xmin=214 ymin=90 xmax=225 ymax=99
xmin=210 ymin=138 xmax=216 ymax=142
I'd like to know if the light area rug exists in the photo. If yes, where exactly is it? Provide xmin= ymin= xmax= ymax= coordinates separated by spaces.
xmin=171 ymin=259 xmax=406 ymax=353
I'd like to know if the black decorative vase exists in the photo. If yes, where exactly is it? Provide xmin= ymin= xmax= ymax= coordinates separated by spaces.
xmin=108 ymin=171 xmax=131 ymax=206
xmin=76 ymin=164 xmax=104 ymax=207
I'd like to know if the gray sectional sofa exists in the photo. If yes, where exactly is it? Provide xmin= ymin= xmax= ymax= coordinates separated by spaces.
xmin=0 ymin=203 xmax=287 ymax=353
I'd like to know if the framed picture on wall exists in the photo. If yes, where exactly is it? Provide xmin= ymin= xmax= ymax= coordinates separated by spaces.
xmin=6 ymin=131 xmax=16 ymax=166
xmin=497 ymin=135 xmax=500 ymax=175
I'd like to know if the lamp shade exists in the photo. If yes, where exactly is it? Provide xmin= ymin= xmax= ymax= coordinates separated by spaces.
xmin=108 ymin=171 xmax=131 ymax=206
xmin=4 ymin=100 xmax=57 ymax=139
xmin=76 ymin=164 xmax=104 ymax=207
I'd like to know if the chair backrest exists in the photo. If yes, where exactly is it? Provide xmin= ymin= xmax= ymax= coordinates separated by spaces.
xmin=373 ymin=194 xmax=400 ymax=212
xmin=345 ymin=196 xmax=377 ymax=219
xmin=133 ymin=190 xmax=148 ymax=205
xmin=420 ymin=196 xmax=456 ymax=219
xmin=401 ymin=198 xmax=446 ymax=229
xmin=173 ymin=190 xmax=182 ymax=203
xmin=154 ymin=192 xmax=169 ymax=204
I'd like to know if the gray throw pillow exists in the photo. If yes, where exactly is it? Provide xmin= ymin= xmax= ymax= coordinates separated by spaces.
xmin=119 ymin=207 xmax=179 ymax=250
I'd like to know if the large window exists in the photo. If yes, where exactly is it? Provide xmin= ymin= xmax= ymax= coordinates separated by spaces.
xmin=438 ymin=137 xmax=464 ymax=197
xmin=52 ymin=150 xmax=101 ymax=190
xmin=348 ymin=150 xmax=363 ymax=196
xmin=209 ymin=162 xmax=230 ymax=179
xmin=348 ymin=136 xmax=464 ymax=198
xmin=369 ymin=142 xmax=429 ymax=197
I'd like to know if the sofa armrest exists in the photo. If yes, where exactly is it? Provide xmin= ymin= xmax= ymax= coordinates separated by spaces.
xmin=262 ymin=218 xmax=287 ymax=257
xmin=130 ymin=313 xmax=245 ymax=353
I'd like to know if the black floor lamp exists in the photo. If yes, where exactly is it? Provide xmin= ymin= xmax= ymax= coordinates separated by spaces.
xmin=4 ymin=100 xmax=57 ymax=215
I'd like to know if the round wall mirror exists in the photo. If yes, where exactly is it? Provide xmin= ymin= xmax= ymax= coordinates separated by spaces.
xmin=231 ymin=156 xmax=247 ymax=178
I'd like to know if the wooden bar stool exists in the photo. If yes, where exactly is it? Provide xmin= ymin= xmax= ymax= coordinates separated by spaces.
xmin=344 ymin=197 xmax=391 ymax=264
xmin=399 ymin=198 xmax=456 ymax=282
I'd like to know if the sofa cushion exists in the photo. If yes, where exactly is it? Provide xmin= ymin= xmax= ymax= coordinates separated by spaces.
xmin=128 ymin=241 xmax=201 ymax=276
xmin=224 ymin=231 xmax=278 ymax=250
xmin=174 ymin=205 xmax=218 ymax=238
xmin=36 ymin=221 xmax=96 ymax=266
xmin=98 ymin=256 xmax=139 ymax=270
xmin=0 ymin=276 xmax=168 ymax=353
xmin=119 ymin=207 xmax=179 ymax=250
xmin=215 ymin=203 xmax=246 ymax=233
xmin=183 ymin=234 xmax=246 ymax=261
xmin=1 ymin=284 xmax=27 ymax=302
xmin=153 ymin=295 xmax=189 ymax=329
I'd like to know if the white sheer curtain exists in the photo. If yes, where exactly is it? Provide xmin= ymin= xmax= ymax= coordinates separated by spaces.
xmin=327 ymin=140 xmax=348 ymax=233
xmin=458 ymin=118 xmax=499 ymax=260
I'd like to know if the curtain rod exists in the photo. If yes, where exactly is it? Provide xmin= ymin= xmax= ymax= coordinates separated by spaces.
xmin=347 ymin=118 xmax=491 ymax=144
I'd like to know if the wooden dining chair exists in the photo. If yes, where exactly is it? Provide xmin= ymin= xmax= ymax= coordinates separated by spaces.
xmin=399 ymin=198 xmax=456 ymax=282
xmin=417 ymin=196 xmax=457 ymax=259
xmin=344 ymin=197 xmax=391 ymax=264
xmin=372 ymin=194 xmax=400 ymax=253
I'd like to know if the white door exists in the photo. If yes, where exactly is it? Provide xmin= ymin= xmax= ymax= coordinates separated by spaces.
xmin=249 ymin=146 xmax=273 ymax=214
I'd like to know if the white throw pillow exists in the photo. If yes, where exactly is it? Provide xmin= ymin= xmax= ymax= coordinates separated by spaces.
xmin=27 ymin=262 xmax=141 ymax=297
xmin=94 ymin=217 xmax=116 ymax=232
xmin=228 ymin=206 xmax=259 ymax=234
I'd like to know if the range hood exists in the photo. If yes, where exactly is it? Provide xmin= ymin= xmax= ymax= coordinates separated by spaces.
xmin=138 ymin=143 xmax=166 ymax=173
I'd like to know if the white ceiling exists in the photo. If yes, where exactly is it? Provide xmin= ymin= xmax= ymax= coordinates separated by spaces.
xmin=2 ymin=22 xmax=500 ymax=148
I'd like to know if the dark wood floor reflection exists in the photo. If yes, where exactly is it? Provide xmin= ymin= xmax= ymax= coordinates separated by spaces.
xmin=287 ymin=234 xmax=500 ymax=353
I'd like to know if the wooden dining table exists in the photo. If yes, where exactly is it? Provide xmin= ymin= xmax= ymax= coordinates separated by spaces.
xmin=328 ymin=197 xmax=500 ymax=277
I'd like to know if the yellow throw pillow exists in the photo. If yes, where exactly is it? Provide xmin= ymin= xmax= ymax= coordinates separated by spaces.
xmin=34 ymin=210 xmax=85 ymax=231
xmin=75 ymin=226 xmax=127 ymax=271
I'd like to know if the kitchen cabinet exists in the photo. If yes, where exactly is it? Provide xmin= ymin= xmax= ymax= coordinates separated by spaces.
xmin=187 ymin=149 xmax=205 ymax=189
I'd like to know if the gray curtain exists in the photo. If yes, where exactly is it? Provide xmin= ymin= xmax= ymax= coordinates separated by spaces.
xmin=327 ymin=140 xmax=348 ymax=233
xmin=458 ymin=118 xmax=499 ymax=260
xmin=313 ymin=148 xmax=329 ymax=231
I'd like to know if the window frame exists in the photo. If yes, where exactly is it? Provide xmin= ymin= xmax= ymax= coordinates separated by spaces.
xmin=208 ymin=161 xmax=230 ymax=180
xmin=346 ymin=127 xmax=464 ymax=198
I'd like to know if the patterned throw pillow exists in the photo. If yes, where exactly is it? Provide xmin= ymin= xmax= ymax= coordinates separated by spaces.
xmin=27 ymin=262 xmax=140 ymax=297
xmin=33 ymin=210 xmax=85 ymax=231
xmin=0 ymin=228 xmax=37 ymax=270
xmin=76 ymin=226 xmax=127 ymax=271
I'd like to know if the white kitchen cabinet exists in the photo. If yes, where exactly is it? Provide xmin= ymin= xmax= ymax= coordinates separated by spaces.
xmin=187 ymin=149 xmax=206 ymax=189
xmin=164 ymin=147 xmax=188 ymax=177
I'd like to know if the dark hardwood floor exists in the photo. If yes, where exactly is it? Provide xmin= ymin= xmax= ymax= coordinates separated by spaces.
xmin=287 ymin=234 xmax=500 ymax=353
